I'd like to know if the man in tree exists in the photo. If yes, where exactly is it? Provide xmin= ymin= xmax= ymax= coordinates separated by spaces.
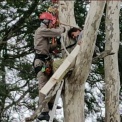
xmin=33 ymin=12 xmax=65 ymax=121
xmin=68 ymin=27 xmax=100 ymax=56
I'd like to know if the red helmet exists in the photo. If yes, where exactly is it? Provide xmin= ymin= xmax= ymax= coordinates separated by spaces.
xmin=52 ymin=0 xmax=59 ymax=3
xmin=39 ymin=12 xmax=56 ymax=24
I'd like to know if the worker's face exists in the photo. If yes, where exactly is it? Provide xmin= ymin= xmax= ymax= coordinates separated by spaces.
xmin=71 ymin=30 xmax=81 ymax=40
xmin=48 ymin=21 xmax=54 ymax=28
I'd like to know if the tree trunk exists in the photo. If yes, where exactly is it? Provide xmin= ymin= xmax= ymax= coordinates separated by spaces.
xmin=59 ymin=1 xmax=106 ymax=122
xmin=105 ymin=1 xmax=120 ymax=122
xmin=58 ymin=1 xmax=79 ymax=55
xmin=58 ymin=1 xmax=79 ymax=122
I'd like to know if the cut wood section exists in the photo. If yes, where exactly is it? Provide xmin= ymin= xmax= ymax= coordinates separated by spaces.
xmin=40 ymin=45 xmax=80 ymax=95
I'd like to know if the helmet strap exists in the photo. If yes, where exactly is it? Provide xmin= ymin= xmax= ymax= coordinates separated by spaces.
xmin=40 ymin=20 xmax=54 ymax=28
xmin=41 ymin=19 xmax=50 ymax=27
xmin=48 ymin=20 xmax=54 ymax=28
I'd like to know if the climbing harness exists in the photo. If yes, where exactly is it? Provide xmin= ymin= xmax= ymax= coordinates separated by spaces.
xmin=41 ymin=60 xmax=53 ymax=76
xmin=33 ymin=54 xmax=53 ymax=76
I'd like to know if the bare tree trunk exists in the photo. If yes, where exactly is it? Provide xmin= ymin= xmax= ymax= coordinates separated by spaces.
xmin=105 ymin=1 xmax=120 ymax=122
xmin=59 ymin=1 xmax=106 ymax=122
xmin=58 ymin=1 xmax=79 ymax=122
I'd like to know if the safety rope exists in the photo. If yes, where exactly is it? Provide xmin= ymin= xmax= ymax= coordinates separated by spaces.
xmin=60 ymin=36 xmax=70 ymax=56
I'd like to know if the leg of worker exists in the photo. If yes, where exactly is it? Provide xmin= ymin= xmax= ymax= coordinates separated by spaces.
xmin=37 ymin=71 xmax=49 ymax=112
xmin=53 ymin=58 xmax=64 ymax=72
xmin=34 ymin=59 xmax=49 ymax=112
xmin=53 ymin=58 xmax=73 ymax=76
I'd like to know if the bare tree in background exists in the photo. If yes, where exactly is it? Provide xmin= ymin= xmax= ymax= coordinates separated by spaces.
xmin=105 ymin=1 xmax=120 ymax=122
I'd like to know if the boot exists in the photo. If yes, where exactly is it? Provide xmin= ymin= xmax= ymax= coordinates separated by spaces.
xmin=37 ymin=112 xmax=50 ymax=121
xmin=48 ymin=102 xmax=62 ymax=110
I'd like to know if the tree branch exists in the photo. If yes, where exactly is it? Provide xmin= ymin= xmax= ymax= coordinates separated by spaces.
xmin=3 ymin=90 xmax=28 ymax=112
xmin=92 ymin=50 xmax=115 ymax=63
xmin=0 ymin=0 xmax=39 ymax=50
xmin=4 ymin=49 xmax=34 ymax=59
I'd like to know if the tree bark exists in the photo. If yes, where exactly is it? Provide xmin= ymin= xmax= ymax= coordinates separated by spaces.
xmin=105 ymin=1 xmax=120 ymax=122
xmin=58 ymin=1 xmax=79 ymax=122
xmin=59 ymin=1 xmax=106 ymax=122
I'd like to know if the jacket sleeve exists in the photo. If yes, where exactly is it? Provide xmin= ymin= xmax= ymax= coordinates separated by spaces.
xmin=39 ymin=27 xmax=65 ymax=37
xmin=77 ymin=30 xmax=83 ymax=44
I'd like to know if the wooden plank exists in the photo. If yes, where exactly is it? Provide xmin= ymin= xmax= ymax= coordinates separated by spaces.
xmin=40 ymin=45 xmax=80 ymax=95
xmin=25 ymin=82 xmax=62 ymax=122
xmin=49 ymin=81 xmax=64 ymax=122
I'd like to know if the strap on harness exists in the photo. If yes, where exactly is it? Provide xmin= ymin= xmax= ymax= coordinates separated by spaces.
xmin=63 ymin=41 xmax=77 ymax=50
xmin=33 ymin=54 xmax=52 ymax=76
xmin=35 ymin=53 xmax=51 ymax=62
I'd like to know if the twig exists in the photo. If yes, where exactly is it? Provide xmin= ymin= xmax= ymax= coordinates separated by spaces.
xmin=92 ymin=50 xmax=115 ymax=63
